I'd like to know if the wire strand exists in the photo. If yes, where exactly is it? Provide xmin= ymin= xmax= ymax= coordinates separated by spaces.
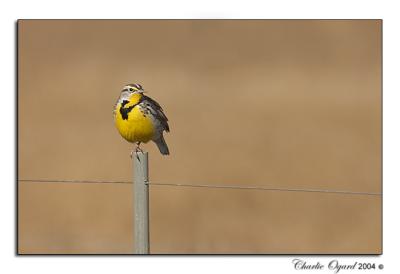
xmin=18 ymin=179 xmax=381 ymax=196
xmin=19 ymin=179 xmax=132 ymax=184
xmin=147 ymin=182 xmax=381 ymax=196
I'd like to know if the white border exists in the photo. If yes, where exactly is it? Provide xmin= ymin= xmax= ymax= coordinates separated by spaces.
xmin=2 ymin=1 xmax=398 ymax=274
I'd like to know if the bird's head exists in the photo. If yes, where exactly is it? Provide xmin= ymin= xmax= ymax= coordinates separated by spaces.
xmin=120 ymin=83 xmax=145 ymax=101
xmin=124 ymin=83 xmax=144 ymax=93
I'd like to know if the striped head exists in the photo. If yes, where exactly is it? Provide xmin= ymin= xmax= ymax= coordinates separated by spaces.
xmin=119 ymin=83 xmax=145 ymax=101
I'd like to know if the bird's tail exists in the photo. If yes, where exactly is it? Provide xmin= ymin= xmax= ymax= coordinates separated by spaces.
xmin=155 ymin=135 xmax=169 ymax=155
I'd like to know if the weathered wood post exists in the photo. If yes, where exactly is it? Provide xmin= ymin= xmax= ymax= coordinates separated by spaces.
xmin=133 ymin=151 xmax=149 ymax=254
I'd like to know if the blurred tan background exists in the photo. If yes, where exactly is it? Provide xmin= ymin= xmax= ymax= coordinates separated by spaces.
xmin=18 ymin=20 xmax=381 ymax=254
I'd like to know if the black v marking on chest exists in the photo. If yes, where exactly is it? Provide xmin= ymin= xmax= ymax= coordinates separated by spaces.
xmin=120 ymin=100 xmax=136 ymax=120
xmin=119 ymin=97 xmax=146 ymax=120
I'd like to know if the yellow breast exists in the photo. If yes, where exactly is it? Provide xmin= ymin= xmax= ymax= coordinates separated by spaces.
xmin=115 ymin=102 xmax=155 ymax=143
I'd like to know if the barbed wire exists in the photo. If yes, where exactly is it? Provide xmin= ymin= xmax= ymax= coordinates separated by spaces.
xmin=18 ymin=179 xmax=382 ymax=196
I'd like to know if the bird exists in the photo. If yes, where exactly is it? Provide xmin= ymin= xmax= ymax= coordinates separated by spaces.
xmin=114 ymin=83 xmax=170 ymax=156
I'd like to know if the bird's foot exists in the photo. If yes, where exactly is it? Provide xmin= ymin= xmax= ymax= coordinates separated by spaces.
xmin=135 ymin=145 xmax=144 ymax=154
xmin=130 ymin=143 xmax=144 ymax=159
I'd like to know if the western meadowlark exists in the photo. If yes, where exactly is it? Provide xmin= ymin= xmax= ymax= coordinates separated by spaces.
xmin=114 ymin=83 xmax=170 ymax=155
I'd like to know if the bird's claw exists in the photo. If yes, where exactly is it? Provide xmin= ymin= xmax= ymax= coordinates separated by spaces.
xmin=130 ymin=144 xmax=144 ymax=159
xmin=135 ymin=146 xmax=144 ymax=153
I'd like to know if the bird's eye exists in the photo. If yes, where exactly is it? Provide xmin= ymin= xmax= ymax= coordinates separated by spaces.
xmin=129 ymin=88 xmax=133 ymax=91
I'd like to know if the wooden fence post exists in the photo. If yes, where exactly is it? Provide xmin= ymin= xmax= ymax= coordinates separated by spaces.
xmin=133 ymin=151 xmax=149 ymax=254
